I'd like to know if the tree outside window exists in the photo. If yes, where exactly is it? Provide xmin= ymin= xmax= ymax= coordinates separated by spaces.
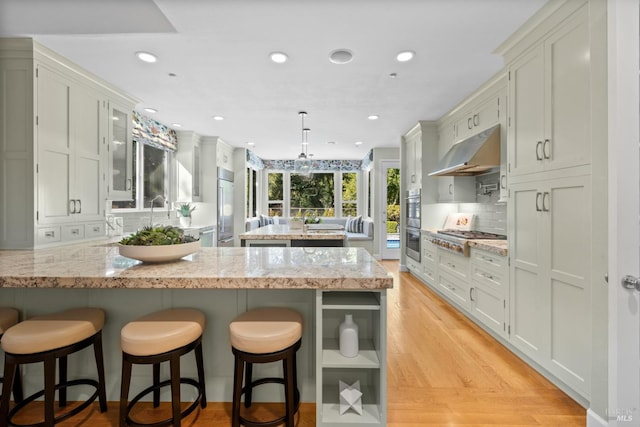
xmin=267 ymin=172 xmax=284 ymax=216
xmin=290 ymin=173 xmax=335 ymax=217
xmin=342 ymin=172 xmax=357 ymax=216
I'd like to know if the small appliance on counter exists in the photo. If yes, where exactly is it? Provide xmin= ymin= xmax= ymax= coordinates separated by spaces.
xmin=429 ymin=213 xmax=505 ymax=256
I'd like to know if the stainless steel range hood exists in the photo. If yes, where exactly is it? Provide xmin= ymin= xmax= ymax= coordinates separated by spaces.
xmin=428 ymin=124 xmax=501 ymax=176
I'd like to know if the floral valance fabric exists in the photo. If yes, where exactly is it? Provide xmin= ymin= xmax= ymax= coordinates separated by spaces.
xmin=262 ymin=159 xmax=363 ymax=171
xmin=132 ymin=110 xmax=178 ymax=152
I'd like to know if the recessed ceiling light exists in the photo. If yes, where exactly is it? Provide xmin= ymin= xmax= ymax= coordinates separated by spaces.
xmin=389 ymin=73 xmax=398 ymax=78
xmin=329 ymin=49 xmax=354 ymax=64
xmin=172 ymin=123 xmax=182 ymax=128
xmin=247 ymin=142 xmax=255 ymax=146
xmin=144 ymin=108 xmax=158 ymax=114
xmin=327 ymin=141 xmax=337 ymax=145
xmin=168 ymin=73 xmax=177 ymax=77
xmin=135 ymin=51 xmax=157 ymax=63
xmin=355 ymin=141 xmax=363 ymax=146
xmin=396 ymin=51 xmax=415 ymax=62
xmin=368 ymin=115 xmax=379 ymax=120
xmin=270 ymin=52 xmax=288 ymax=63
xmin=213 ymin=115 xmax=224 ymax=121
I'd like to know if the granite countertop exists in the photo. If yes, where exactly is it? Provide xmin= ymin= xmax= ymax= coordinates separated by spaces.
xmin=0 ymin=246 xmax=391 ymax=290
xmin=239 ymin=224 xmax=346 ymax=240
xmin=467 ymin=240 xmax=508 ymax=256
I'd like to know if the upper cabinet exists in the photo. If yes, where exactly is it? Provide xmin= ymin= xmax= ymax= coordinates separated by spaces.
xmin=107 ymin=102 xmax=133 ymax=201
xmin=508 ymin=7 xmax=590 ymax=179
xmin=0 ymin=38 xmax=137 ymax=249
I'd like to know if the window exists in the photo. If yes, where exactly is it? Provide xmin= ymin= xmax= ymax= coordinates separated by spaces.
xmin=290 ymin=173 xmax=335 ymax=217
xmin=246 ymin=168 xmax=258 ymax=218
xmin=112 ymin=142 xmax=171 ymax=210
xmin=267 ymin=172 xmax=284 ymax=217
xmin=342 ymin=172 xmax=357 ymax=217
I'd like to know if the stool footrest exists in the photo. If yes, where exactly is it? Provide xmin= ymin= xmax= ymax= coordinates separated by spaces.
xmin=125 ymin=378 xmax=205 ymax=427
xmin=7 ymin=379 xmax=100 ymax=427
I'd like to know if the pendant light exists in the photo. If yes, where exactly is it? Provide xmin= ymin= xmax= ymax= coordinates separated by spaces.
xmin=294 ymin=111 xmax=312 ymax=175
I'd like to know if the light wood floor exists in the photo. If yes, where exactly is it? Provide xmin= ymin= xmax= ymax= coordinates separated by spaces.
xmin=9 ymin=260 xmax=586 ymax=426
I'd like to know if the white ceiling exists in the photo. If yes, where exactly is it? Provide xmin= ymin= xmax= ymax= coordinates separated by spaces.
xmin=0 ymin=0 xmax=547 ymax=160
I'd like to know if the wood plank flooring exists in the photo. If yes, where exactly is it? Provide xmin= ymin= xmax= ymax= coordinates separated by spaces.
xmin=7 ymin=261 xmax=586 ymax=426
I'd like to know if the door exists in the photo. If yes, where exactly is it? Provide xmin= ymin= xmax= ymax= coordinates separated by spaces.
xmin=608 ymin=0 xmax=640 ymax=424
xmin=381 ymin=161 xmax=400 ymax=259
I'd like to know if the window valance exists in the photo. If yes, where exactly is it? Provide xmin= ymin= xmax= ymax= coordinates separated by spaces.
xmin=132 ymin=110 xmax=178 ymax=152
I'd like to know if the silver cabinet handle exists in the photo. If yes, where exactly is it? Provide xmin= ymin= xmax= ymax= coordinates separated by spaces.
xmin=93 ymin=226 xmax=100 ymax=232
xmin=448 ymin=183 xmax=453 ymax=195
xmin=126 ymin=178 xmax=132 ymax=191
xmin=71 ymin=228 xmax=79 ymax=235
xmin=622 ymin=275 xmax=640 ymax=291
xmin=470 ymin=287 xmax=475 ymax=301
xmin=542 ymin=192 xmax=550 ymax=212
xmin=500 ymin=174 xmax=506 ymax=189
xmin=76 ymin=199 xmax=81 ymax=214
xmin=473 ymin=113 xmax=479 ymax=126
xmin=536 ymin=141 xmax=543 ymax=160
xmin=482 ymin=272 xmax=495 ymax=280
xmin=467 ymin=117 xmax=473 ymax=129
xmin=543 ymin=139 xmax=551 ymax=159
xmin=535 ymin=192 xmax=542 ymax=212
xmin=69 ymin=199 xmax=76 ymax=214
xmin=45 ymin=230 xmax=55 ymax=238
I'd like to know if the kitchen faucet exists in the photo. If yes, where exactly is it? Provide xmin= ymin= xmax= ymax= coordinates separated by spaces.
xmin=149 ymin=195 xmax=167 ymax=226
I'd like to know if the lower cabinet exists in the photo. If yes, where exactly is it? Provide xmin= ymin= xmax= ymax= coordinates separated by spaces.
xmin=316 ymin=290 xmax=387 ymax=426
xmin=469 ymin=248 xmax=509 ymax=339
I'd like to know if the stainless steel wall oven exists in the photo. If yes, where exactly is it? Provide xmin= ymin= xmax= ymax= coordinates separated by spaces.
xmin=405 ymin=189 xmax=421 ymax=262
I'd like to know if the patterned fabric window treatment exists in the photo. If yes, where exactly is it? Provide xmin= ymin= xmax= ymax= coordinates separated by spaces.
xmin=132 ymin=110 xmax=178 ymax=152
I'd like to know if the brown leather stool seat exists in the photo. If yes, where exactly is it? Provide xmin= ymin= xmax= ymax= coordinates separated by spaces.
xmin=0 ymin=308 xmax=23 ymax=404
xmin=119 ymin=308 xmax=207 ymax=427
xmin=0 ymin=307 xmax=107 ymax=427
xmin=229 ymin=307 xmax=303 ymax=427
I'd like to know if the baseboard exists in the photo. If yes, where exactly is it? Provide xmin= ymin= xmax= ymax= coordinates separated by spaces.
xmin=399 ymin=263 xmax=408 ymax=272
xmin=587 ymin=408 xmax=608 ymax=427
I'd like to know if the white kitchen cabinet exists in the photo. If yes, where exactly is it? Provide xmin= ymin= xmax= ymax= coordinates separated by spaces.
xmin=36 ymin=65 xmax=104 ymax=226
xmin=316 ymin=290 xmax=387 ymax=426
xmin=421 ymin=234 xmax=437 ymax=284
xmin=0 ymin=38 xmax=137 ymax=249
xmin=402 ymin=125 xmax=422 ymax=190
xmin=508 ymin=174 xmax=591 ymax=396
xmin=436 ymin=251 xmax=470 ymax=309
xmin=107 ymin=102 xmax=133 ymax=201
xmin=508 ymin=6 xmax=590 ymax=180
xmin=469 ymin=248 xmax=508 ymax=339
xmin=453 ymin=92 xmax=502 ymax=143
xmin=216 ymin=140 xmax=234 ymax=169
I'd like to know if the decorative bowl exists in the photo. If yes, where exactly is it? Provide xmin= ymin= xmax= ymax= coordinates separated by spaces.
xmin=118 ymin=241 xmax=201 ymax=263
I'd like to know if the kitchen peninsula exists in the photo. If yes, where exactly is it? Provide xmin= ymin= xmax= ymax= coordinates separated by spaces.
xmin=240 ymin=224 xmax=347 ymax=247
xmin=0 ymin=245 xmax=392 ymax=426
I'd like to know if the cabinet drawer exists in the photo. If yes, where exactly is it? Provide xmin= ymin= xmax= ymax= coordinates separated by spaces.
xmin=471 ymin=250 xmax=506 ymax=271
xmin=37 ymin=227 xmax=61 ymax=245
xmin=423 ymin=264 xmax=436 ymax=284
xmin=85 ymin=222 xmax=105 ymax=238
xmin=407 ymin=258 xmax=421 ymax=273
xmin=438 ymin=252 xmax=469 ymax=280
xmin=471 ymin=264 xmax=506 ymax=292
xmin=438 ymin=272 xmax=469 ymax=307
xmin=62 ymin=224 xmax=85 ymax=241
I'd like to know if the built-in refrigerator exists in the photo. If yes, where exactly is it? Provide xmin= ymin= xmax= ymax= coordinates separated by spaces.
xmin=217 ymin=167 xmax=234 ymax=246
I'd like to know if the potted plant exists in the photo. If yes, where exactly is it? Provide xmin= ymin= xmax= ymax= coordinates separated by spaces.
xmin=177 ymin=202 xmax=196 ymax=227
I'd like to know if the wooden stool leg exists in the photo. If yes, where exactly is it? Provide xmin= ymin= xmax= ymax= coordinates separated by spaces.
xmin=0 ymin=356 xmax=16 ymax=423
xmin=153 ymin=363 xmax=161 ymax=408
xmin=59 ymin=355 xmax=68 ymax=408
xmin=244 ymin=362 xmax=253 ymax=408
xmin=93 ymin=333 xmax=108 ymax=412
xmin=44 ymin=357 xmax=56 ymax=426
xmin=12 ymin=366 xmax=23 ymax=403
xmin=231 ymin=354 xmax=244 ymax=427
xmin=195 ymin=341 xmax=207 ymax=408
xmin=119 ymin=356 xmax=133 ymax=427
xmin=170 ymin=354 xmax=181 ymax=427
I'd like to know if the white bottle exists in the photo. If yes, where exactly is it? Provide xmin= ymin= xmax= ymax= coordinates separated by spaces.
xmin=339 ymin=314 xmax=359 ymax=358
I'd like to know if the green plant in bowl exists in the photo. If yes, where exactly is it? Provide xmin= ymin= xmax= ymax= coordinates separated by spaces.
xmin=120 ymin=226 xmax=197 ymax=246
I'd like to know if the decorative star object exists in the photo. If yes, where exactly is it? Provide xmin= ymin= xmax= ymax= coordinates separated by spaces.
xmin=339 ymin=380 xmax=363 ymax=416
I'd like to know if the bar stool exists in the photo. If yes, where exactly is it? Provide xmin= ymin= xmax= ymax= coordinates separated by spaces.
xmin=119 ymin=308 xmax=207 ymax=427
xmin=0 ymin=308 xmax=23 ymax=404
xmin=0 ymin=307 xmax=107 ymax=427
xmin=229 ymin=307 xmax=303 ymax=427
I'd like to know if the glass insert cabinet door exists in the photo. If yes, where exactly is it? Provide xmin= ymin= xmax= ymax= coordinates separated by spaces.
xmin=108 ymin=104 xmax=133 ymax=201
